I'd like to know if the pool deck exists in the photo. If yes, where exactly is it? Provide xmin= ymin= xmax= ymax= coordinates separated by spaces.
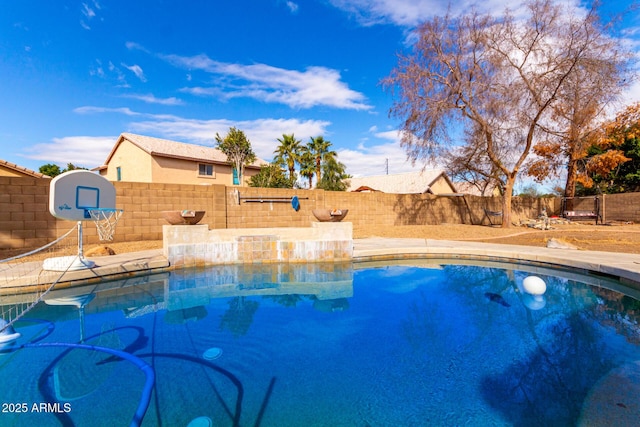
xmin=2 ymin=238 xmax=640 ymax=290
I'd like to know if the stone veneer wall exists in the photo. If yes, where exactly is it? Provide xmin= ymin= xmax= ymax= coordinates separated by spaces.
xmin=163 ymin=222 xmax=353 ymax=267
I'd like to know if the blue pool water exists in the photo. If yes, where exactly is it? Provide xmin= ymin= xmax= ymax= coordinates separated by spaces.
xmin=1 ymin=260 xmax=640 ymax=426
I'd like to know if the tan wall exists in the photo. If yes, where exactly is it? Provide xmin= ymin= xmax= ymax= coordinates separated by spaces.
xmin=152 ymin=155 xmax=234 ymax=185
xmin=430 ymin=176 xmax=456 ymax=194
xmin=100 ymin=139 xmax=153 ymax=182
xmin=597 ymin=193 xmax=640 ymax=222
xmin=11 ymin=176 xmax=640 ymax=251
xmin=0 ymin=177 xmax=58 ymax=249
xmin=100 ymin=139 xmax=260 ymax=186
xmin=0 ymin=177 xmax=227 ymax=249
xmin=0 ymin=165 xmax=29 ymax=178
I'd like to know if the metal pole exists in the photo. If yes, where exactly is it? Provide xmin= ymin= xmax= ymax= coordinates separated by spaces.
xmin=77 ymin=221 xmax=84 ymax=258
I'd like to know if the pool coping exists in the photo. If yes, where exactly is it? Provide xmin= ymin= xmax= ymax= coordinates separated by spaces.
xmin=3 ymin=238 xmax=640 ymax=291
xmin=353 ymin=238 xmax=640 ymax=290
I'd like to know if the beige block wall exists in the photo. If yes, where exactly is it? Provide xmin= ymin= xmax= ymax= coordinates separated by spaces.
xmin=0 ymin=177 xmax=227 ymax=249
xmin=106 ymin=181 xmax=227 ymax=245
xmin=0 ymin=177 xmax=58 ymax=249
xmin=599 ymin=193 xmax=640 ymax=222
xmin=10 ymin=175 xmax=640 ymax=252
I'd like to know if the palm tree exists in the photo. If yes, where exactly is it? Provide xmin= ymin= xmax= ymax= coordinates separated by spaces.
xmin=308 ymin=136 xmax=335 ymax=185
xmin=274 ymin=134 xmax=302 ymax=183
xmin=298 ymin=149 xmax=316 ymax=189
xmin=317 ymin=156 xmax=351 ymax=191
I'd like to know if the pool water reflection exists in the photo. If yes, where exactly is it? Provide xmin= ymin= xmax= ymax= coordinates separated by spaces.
xmin=1 ymin=260 xmax=639 ymax=426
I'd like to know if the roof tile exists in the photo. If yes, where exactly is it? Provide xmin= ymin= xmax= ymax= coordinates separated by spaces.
xmin=347 ymin=170 xmax=449 ymax=194
xmin=119 ymin=133 xmax=268 ymax=167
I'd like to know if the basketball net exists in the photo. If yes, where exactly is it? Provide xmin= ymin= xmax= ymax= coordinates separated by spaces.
xmin=87 ymin=208 xmax=124 ymax=242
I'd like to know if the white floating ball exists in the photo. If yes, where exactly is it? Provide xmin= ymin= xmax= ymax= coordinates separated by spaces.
xmin=523 ymin=275 xmax=547 ymax=296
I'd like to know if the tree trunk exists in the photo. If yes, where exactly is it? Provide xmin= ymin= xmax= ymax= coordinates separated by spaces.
xmin=316 ymin=159 xmax=322 ymax=185
xmin=501 ymin=176 xmax=515 ymax=228
xmin=564 ymin=157 xmax=577 ymax=211
xmin=235 ymin=160 xmax=243 ymax=186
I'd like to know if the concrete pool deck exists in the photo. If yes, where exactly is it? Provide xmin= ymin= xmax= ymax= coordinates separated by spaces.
xmin=3 ymin=238 xmax=640 ymax=291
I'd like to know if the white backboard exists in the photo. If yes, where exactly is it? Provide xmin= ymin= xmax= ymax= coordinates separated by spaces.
xmin=49 ymin=170 xmax=116 ymax=221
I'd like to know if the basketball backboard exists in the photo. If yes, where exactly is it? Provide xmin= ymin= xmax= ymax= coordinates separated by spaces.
xmin=49 ymin=170 xmax=116 ymax=221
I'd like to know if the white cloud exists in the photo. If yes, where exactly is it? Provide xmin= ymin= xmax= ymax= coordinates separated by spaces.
xmin=286 ymin=1 xmax=299 ymax=13
xmin=91 ymin=61 xmax=129 ymax=87
xmin=122 ymin=63 xmax=147 ymax=82
xmin=121 ymin=93 xmax=184 ymax=106
xmin=623 ymin=79 xmax=640 ymax=106
xmin=23 ymin=136 xmax=115 ymax=168
xmin=21 ymin=110 xmax=330 ymax=168
xmin=327 ymin=0 xmax=585 ymax=27
xmin=128 ymin=116 xmax=330 ymax=161
xmin=74 ymin=106 xmax=141 ymax=115
xmin=72 ymin=105 xmax=330 ymax=162
xmin=337 ymin=128 xmax=434 ymax=177
xmin=80 ymin=1 xmax=101 ymax=30
xmin=327 ymin=0 xmax=443 ymax=27
xmin=125 ymin=41 xmax=148 ymax=53
xmin=81 ymin=3 xmax=96 ymax=19
xmin=162 ymin=53 xmax=371 ymax=110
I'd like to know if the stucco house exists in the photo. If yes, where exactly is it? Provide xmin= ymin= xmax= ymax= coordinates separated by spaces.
xmin=95 ymin=133 xmax=268 ymax=185
xmin=347 ymin=170 xmax=457 ymax=194
xmin=0 ymin=159 xmax=50 ymax=179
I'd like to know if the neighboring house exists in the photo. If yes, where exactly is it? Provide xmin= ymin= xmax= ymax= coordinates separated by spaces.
xmin=0 ymin=159 xmax=50 ymax=179
xmin=454 ymin=181 xmax=501 ymax=197
xmin=95 ymin=133 xmax=268 ymax=185
xmin=347 ymin=170 xmax=457 ymax=194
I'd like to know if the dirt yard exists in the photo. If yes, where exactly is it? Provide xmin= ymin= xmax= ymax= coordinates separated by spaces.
xmin=91 ymin=221 xmax=640 ymax=256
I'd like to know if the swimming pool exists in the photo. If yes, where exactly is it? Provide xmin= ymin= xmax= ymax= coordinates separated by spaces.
xmin=1 ymin=260 xmax=639 ymax=426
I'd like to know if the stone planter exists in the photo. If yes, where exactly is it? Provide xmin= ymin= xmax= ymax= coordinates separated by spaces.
xmin=312 ymin=209 xmax=349 ymax=222
xmin=161 ymin=210 xmax=205 ymax=225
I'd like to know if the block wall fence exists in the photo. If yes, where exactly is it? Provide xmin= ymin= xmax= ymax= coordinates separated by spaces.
xmin=3 ymin=176 xmax=640 ymax=250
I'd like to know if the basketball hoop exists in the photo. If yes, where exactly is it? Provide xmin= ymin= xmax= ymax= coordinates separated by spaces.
xmin=87 ymin=208 xmax=124 ymax=241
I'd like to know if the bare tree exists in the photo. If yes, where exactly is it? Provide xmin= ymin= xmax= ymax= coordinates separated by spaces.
xmin=384 ymin=0 xmax=632 ymax=226
xmin=445 ymin=133 xmax=505 ymax=196
xmin=525 ymin=9 xmax=634 ymax=208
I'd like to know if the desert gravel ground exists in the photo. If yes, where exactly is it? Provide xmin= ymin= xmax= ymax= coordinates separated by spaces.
xmin=91 ymin=221 xmax=640 ymax=256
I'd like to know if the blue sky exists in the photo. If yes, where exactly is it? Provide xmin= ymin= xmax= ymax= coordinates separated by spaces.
xmin=1 ymin=0 xmax=639 ymax=180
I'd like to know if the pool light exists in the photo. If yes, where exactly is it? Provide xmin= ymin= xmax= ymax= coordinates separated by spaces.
xmin=203 ymin=347 xmax=223 ymax=360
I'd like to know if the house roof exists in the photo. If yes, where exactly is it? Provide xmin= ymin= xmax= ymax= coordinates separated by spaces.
xmin=347 ymin=170 xmax=455 ymax=194
xmin=98 ymin=133 xmax=268 ymax=170
xmin=454 ymin=181 xmax=499 ymax=196
xmin=0 ymin=159 xmax=50 ymax=178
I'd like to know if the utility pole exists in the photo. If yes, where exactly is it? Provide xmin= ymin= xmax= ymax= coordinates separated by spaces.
xmin=385 ymin=158 xmax=388 ymax=175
